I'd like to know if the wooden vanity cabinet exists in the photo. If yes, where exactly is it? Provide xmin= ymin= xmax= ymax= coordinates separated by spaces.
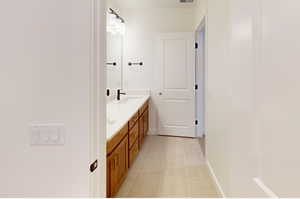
xmin=129 ymin=138 xmax=139 ymax=167
xmin=129 ymin=117 xmax=139 ymax=148
xmin=143 ymin=108 xmax=149 ymax=137
xmin=129 ymin=112 xmax=139 ymax=129
xmin=138 ymin=115 xmax=144 ymax=149
xmin=138 ymin=101 xmax=149 ymax=149
xmin=129 ymin=122 xmax=139 ymax=167
xmin=106 ymin=99 xmax=150 ymax=197
xmin=107 ymin=135 xmax=128 ymax=197
xmin=107 ymin=134 xmax=128 ymax=197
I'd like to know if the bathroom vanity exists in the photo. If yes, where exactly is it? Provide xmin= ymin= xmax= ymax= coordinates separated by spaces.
xmin=105 ymin=8 xmax=150 ymax=197
xmin=106 ymin=96 xmax=150 ymax=197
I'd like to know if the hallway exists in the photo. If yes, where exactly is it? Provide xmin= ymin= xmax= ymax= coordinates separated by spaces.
xmin=116 ymin=136 xmax=219 ymax=198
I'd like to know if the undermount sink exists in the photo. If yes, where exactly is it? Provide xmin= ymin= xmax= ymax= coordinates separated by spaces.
xmin=106 ymin=95 xmax=149 ymax=128
xmin=112 ymin=96 xmax=142 ymax=104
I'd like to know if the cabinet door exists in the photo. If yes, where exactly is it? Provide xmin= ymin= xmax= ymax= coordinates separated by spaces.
xmin=143 ymin=109 xmax=149 ymax=137
xmin=139 ymin=115 xmax=144 ymax=149
xmin=107 ymin=154 xmax=118 ymax=197
xmin=107 ymin=136 xmax=128 ymax=197
xmin=129 ymin=122 xmax=139 ymax=148
xmin=129 ymin=139 xmax=139 ymax=168
xmin=116 ymin=136 xmax=128 ymax=182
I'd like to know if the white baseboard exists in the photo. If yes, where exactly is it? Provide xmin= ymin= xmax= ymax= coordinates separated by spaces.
xmin=206 ymin=162 xmax=278 ymax=198
xmin=148 ymin=129 xmax=157 ymax=135
xmin=253 ymin=178 xmax=278 ymax=198
xmin=206 ymin=160 xmax=226 ymax=198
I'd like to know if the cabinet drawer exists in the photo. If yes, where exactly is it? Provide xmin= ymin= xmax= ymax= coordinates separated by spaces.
xmin=129 ymin=140 xmax=139 ymax=168
xmin=129 ymin=122 xmax=139 ymax=149
xmin=129 ymin=112 xmax=139 ymax=129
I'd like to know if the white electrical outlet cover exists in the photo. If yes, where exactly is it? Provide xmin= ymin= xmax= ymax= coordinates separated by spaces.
xmin=29 ymin=124 xmax=65 ymax=146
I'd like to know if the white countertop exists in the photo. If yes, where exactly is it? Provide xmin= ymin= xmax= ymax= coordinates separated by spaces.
xmin=106 ymin=95 xmax=150 ymax=141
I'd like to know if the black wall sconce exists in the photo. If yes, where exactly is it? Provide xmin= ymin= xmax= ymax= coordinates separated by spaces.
xmin=128 ymin=62 xmax=143 ymax=66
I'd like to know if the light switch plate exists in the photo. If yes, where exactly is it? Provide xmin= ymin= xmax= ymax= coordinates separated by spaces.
xmin=30 ymin=124 xmax=65 ymax=146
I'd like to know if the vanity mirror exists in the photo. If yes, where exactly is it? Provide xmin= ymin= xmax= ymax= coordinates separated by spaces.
xmin=106 ymin=9 xmax=125 ymax=91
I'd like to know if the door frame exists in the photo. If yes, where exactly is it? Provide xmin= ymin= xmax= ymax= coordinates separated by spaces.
xmin=90 ymin=0 xmax=106 ymax=197
xmin=195 ymin=17 xmax=207 ymax=138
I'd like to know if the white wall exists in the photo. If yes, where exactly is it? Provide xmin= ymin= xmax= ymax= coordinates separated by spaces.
xmin=206 ymin=0 xmax=300 ymax=197
xmin=0 ymin=0 xmax=102 ymax=197
xmin=259 ymin=0 xmax=300 ymax=196
xmin=194 ymin=0 xmax=207 ymax=29
xmin=206 ymin=0 xmax=265 ymax=196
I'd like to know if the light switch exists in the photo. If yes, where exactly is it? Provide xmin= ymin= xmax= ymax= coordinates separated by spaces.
xmin=30 ymin=124 xmax=65 ymax=146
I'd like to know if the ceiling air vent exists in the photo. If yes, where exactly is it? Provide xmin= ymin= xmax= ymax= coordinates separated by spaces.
xmin=180 ymin=0 xmax=194 ymax=3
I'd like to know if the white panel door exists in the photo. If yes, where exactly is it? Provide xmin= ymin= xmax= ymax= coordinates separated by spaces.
xmin=155 ymin=33 xmax=196 ymax=137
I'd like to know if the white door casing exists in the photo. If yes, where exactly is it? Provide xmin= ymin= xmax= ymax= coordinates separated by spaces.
xmin=195 ymin=19 xmax=206 ymax=138
xmin=90 ymin=0 xmax=106 ymax=197
xmin=154 ymin=32 xmax=196 ymax=138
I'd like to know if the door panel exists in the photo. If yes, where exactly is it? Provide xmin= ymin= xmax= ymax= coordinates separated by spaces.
xmin=155 ymin=33 xmax=196 ymax=137
xmin=164 ymin=39 xmax=188 ymax=89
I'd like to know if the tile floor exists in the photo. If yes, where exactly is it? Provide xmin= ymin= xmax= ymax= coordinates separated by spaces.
xmin=116 ymin=136 xmax=220 ymax=198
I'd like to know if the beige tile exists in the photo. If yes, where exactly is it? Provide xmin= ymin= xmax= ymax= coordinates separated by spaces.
xmin=127 ymin=166 xmax=141 ymax=179
xmin=186 ymin=179 xmax=220 ymax=198
xmin=157 ymin=173 xmax=188 ymax=197
xmin=127 ymin=172 xmax=161 ymax=197
xmin=141 ymin=156 xmax=164 ymax=173
xmin=162 ymin=154 xmax=186 ymax=169
xmin=129 ymin=153 xmax=145 ymax=171
xmin=116 ymin=136 xmax=219 ymax=198
xmin=161 ymin=168 xmax=186 ymax=177
xmin=115 ymin=174 xmax=138 ymax=198
xmin=184 ymin=142 xmax=203 ymax=156
xmin=184 ymin=152 xmax=205 ymax=167
xmin=165 ymin=144 xmax=185 ymax=156
xmin=185 ymin=166 xmax=213 ymax=182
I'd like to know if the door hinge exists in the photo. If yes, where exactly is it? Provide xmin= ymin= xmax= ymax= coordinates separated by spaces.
xmin=195 ymin=120 xmax=198 ymax=125
xmin=195 ymin=84 xmax=198 ymax=90
xmin=195 ymin=42 xmax=198 ymax=49
xmin=90 ymin=159 xmax=98 ymax=173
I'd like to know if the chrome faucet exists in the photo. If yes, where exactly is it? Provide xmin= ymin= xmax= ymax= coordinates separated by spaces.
xmin=117 ymin=89 xmax=126 ymax=101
